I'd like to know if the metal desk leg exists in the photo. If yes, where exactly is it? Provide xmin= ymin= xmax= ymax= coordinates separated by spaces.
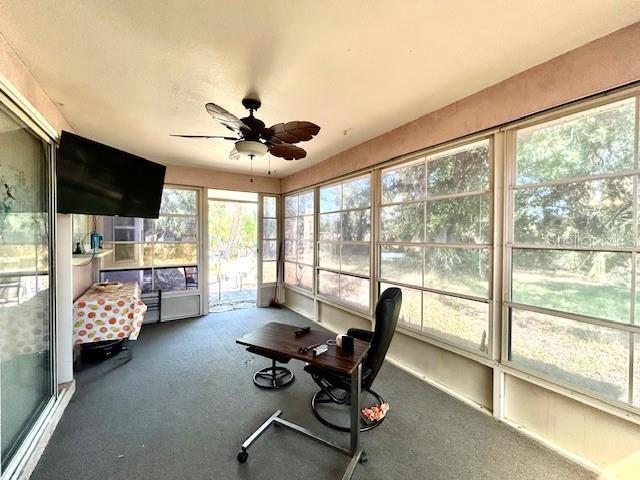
xmin=342 ymin=363 xmax=364 ymax=480
xmin=237 ymin=410 xmax=282 ymax=463
xmin=351 ymin=363 xmax=362 ymax=453
xmin=237 ymin=362 xmax=367 ymax=479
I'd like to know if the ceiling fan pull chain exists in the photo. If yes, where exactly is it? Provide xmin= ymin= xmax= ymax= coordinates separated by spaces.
xmin=250 ymin=154 xmax=254 ymax=183
xmin=268 ymin=153 xmax=271 ymax=176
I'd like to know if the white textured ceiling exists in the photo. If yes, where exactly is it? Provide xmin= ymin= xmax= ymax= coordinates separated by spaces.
xmin=0 ymin=0 xmax=638 ymax=177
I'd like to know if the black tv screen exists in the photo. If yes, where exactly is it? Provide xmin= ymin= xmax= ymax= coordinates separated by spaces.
xmin=57 ymin=131 xmax=166 ymax=218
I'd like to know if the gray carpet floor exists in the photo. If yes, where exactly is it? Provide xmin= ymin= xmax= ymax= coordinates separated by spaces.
xmin=32 ymin=308 xmax=594 ymax=480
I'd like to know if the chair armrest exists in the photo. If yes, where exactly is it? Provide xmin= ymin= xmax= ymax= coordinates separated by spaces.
xmin=347 ymin=328 xmax=373 ymax=343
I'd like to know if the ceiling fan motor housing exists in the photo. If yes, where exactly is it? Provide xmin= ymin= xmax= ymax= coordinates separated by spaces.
xmin=241 ymin=98 xmax=262 ymax=112
xmin=240 ymin=116 xmax=266 ymax=141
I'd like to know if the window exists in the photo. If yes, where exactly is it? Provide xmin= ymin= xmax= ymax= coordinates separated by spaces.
xmin=273 ymin=91 xmax=640 ymax=417
xmin=284 ymin=191 xmax=314 ymax=291
xmin=262 ymin=196 xmax=278 ymax=284
xmin=318 ymin=176 xmax=371 ymax=311
xmin=507 ymin=96 xmax=639 ymax=408
xmin=99 ymin=266 xmax=198 ymax=293
xmin=378 ymin=140 xmax=492 ymax=353
xmin=0 ymin=101 xmax=54 ymax=469
xmin=100 ymin=186 xmax=199 ymax=293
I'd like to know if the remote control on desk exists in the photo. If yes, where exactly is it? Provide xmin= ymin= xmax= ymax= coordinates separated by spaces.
xmin=312 ymin=344 xmax=328 ymax=357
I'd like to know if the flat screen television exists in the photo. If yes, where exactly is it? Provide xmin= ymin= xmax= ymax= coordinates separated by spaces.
xmin=57 ymin=131 xmax=166 ymax=218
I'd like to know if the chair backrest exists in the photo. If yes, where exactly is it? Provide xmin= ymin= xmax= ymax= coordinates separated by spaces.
xmin=364 ymin=287 xmax=402 ymax=386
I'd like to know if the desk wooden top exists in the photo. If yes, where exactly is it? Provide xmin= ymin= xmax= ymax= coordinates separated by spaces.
xmin=236 ymin=322 xmax=369 ymax=376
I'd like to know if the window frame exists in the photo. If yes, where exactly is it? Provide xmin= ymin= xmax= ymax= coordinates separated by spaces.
xmin=375 ymin=137 xmax=495 ymax=357
xmin=260 ymin=195 xmax=279 ymax=286
xmin=283 ymin=189 xmax=316 ymax=293
xmin=100 ymin=185 xmax=201 ymax=295
xmin=0 ymin=81 xmax=59 ymax=476
xmin=316 ymin=173 xmax=374 ymax=314
xmin=279 ymin=84 xmax=640 ymax=423
xmin=502 ymin=89 xmax=640 ymax=413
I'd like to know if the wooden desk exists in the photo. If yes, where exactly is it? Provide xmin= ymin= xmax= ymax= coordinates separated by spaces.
xmin=236 ymin=322 xmax=369 ymax=479
xmin=236 ymin=322 xmax=369 ymax=375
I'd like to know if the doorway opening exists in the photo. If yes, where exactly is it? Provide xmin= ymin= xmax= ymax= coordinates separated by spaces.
xmin=208 ymin=189 xmax=258 ymax=313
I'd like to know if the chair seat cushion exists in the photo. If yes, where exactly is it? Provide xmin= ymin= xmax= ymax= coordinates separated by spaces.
xmin=304 ymin=363 xmax=373 ymax=388
xmin=246 ymin=346 xmax=292 ymax=364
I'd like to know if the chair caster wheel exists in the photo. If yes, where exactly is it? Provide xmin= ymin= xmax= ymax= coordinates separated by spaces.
xmin=237 ymin=450 xmax=248 ymax=463
xmin=359 ymin=451 xmax=368 ymax=464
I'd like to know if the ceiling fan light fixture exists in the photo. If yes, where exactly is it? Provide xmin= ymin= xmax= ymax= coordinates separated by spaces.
xmin=234 ymin=140 xmax=268 ymax=159
xmin=229 ymin=145 xmax=240 ymax=161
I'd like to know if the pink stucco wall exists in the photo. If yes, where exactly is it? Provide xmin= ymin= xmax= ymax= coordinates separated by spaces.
xmin=165 ymin=164 xmax=281 ymax=194
xmin=281 ymin=22 xmax=640 ymax=193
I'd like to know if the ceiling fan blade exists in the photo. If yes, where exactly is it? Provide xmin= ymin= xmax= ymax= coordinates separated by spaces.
xmin=170 ymin=134 xmax=238 ymax=140
xmin=205 ymin=103 xmax=251 ymax=135
xmin=267 ymin=121 xmax=320 ymax=145
xmin=269 ymin=143 xmax=307 ymax=160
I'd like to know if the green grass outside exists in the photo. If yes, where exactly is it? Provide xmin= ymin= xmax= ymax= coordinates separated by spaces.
xmin=388 ymin=271 xmax=639 ymax=407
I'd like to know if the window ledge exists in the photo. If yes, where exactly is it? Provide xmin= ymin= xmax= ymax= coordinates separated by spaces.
xmin=395 ymin=324 xmax=497 ymax=368
xmin=283 ymin=284 xmax=315 ymax=298
xmin=72 ymin=249 xmax=113 ymax=266
xmin=315 ymin=295 xmax=373 ymax=321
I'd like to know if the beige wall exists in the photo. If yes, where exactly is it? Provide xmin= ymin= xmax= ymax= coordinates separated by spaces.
xmin=284 ymin=288 xmax=315 ymax=319
xmin=72 ymin=264 xmax=93 ymax=300
xmin=316 ymin=300 xmax=370 ymax=335
xmin=504 ymin=376 xmax=640 ymax=477
xmin=165 ymin=164 xmax=280 ymax=194
xmin=281 ymin=22 xmax=640 ymax=193
xmin=387 ymin=331 xmax=493 ymax=410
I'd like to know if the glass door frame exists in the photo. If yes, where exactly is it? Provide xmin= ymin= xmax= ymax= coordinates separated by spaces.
xmin=205 ymin=190 xmax=260 ymax=311
xmin=0 ymin=85 xmax=57 ymax=477
xmin=257 ymin=194 xmax=281 ymax=307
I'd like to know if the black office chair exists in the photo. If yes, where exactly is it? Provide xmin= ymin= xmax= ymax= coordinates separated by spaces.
xmin=246 ymin=347 xmax=295 ymax=390
xmin=304 ymin=287 xmax=402 ymax=432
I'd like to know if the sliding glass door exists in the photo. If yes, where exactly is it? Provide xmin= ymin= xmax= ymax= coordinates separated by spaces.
xmin=0 ymin=101 xmax=54 ymax=471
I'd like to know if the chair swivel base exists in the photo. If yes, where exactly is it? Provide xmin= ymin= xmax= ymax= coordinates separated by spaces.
xmin=311 ymin=388 xmax=386 ymax=432
xmin=253 ymin=363 xmax=295 ymax=390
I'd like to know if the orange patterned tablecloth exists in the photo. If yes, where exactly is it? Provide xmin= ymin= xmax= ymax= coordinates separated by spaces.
xmin=73 ymin=282 xmax=147 ymax=345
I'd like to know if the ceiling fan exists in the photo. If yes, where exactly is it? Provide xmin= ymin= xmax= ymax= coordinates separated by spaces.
xmin=171 ymin=98 xmax=320 ymax=162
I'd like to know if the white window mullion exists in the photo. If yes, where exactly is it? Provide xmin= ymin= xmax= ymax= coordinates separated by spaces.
xmin=507 ymin=94 xmax=639 ymax=410
xmin=378 ymin=138 xmax=493 ymax=355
